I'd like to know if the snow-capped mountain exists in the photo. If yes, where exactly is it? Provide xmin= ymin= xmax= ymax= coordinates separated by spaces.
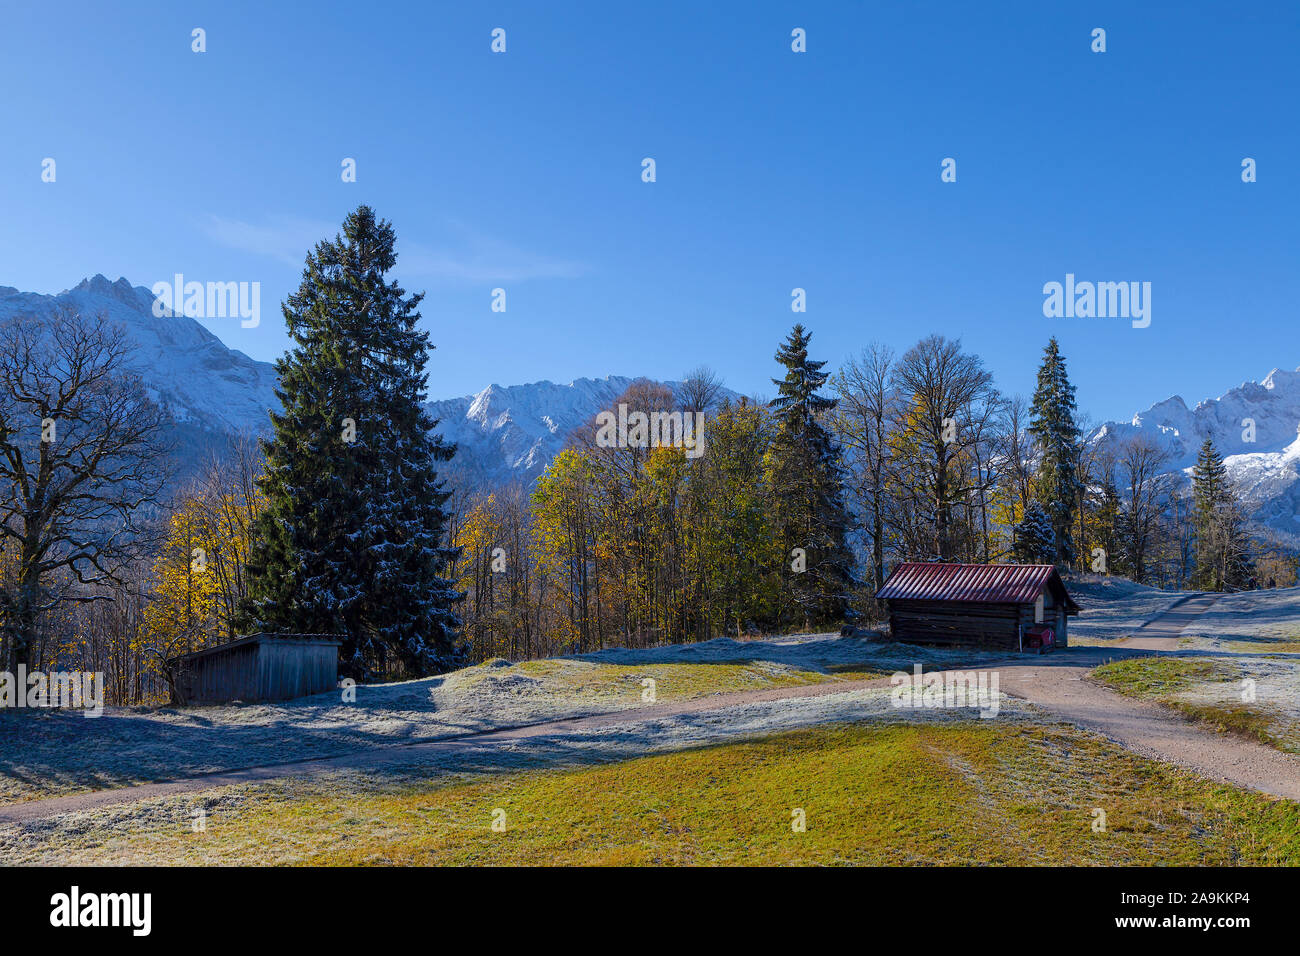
xmin=1092 ymin=367 xmax=1300 ymax=535
xmin=0 ymin=275 xmax=280 ymax=436
xmin=429 ymin=376 xmax=738 ymax=487
xmin=429 ymin=378 xmax=636 ymax=485
xmin=18 ymin=277 xmax=1295 ymax=535
xmin=0 ymin=277 xmax=727 ymax=490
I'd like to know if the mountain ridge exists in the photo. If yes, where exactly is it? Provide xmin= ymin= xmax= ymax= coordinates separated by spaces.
xmin=1091 ymin=365 xmax=1300 ymax=536
xmin=0 ymin=277 xmax=731 ymax=488
xmin=3 ymin=276 xmax=1297 ymax=534
xmin=0 ymin=275 xmax=278 ymax=435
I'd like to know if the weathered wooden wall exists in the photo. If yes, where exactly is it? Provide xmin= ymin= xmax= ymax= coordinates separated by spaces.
xmin=888 ymin=594 xmax=1071 ymax=651
xmin=888 ymin=600 xmax=1022 ymax=649
xmin=171 ymin=635 xmax=341 ymax=704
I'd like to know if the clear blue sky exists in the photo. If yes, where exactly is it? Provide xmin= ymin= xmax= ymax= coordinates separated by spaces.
xmin=1 ymin=0 xmax=1295 ymax=422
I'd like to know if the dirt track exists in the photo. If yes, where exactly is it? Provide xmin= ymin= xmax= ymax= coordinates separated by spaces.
xmin=992 ymin=593 xmax=1300 ymax=800
xmin=997 ymin=655 xmax=1300 ymax=801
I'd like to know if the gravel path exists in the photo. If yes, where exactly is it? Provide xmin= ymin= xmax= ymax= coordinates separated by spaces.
xmin=5 ymin=594 xmax=1298 ymax=823
xmin=997 ymin=654 xmax=1300 ymax=801
xmin=989 ymin=593 xmax=1300 ymax=800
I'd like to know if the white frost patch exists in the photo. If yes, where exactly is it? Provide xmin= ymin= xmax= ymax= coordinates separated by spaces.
xmin=0 ymin=578 xmax=1185 ymax=803
xmin=1178 ymin=587 xmax=1300 ymax=651
xmin=1163 ymin=658 xmax=1300 ymax=753
xmin=1066 ymin=575 xmax=1191 ymax=644
xmin=576 ymin=632 xmax=1000 ymax=672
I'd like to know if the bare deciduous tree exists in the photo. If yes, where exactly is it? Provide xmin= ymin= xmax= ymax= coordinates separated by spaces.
xmin=1113 ymin=434 xmax=1175 ymax=584
xmin=680 ymin=365 xmax=724 ymax=415
xmin=0 ymin=308 xmax=170 ymax=671
xmin=998 ymin=395 xmax=1036 ymax=520
xmin=890 ymin=335 xmax=997 ymax=561
xmin=833 ymin=344 xmax=895 ymax=597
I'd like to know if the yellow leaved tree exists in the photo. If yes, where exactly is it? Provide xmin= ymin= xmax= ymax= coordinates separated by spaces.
xmin=139 ymin=443 xmax=266 ymax=703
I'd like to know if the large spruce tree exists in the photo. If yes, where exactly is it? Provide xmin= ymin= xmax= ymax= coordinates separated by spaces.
xmin=242 ymin=206 xmax=463 ymax=678
xmin=1027 ymin=337 xmax=1083 ymax=568
xmin=768 ymin=324 xmax=856 ymax=625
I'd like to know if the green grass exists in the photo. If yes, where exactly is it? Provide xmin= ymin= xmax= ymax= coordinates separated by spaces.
xmin=1169 ymin=702 xmax=1285 ymax=747
xmin=1091 ymin=657 xmax=1293 ymax=752
xmin=1204 ymin=639 xmax=1300 ymax=655
xmin=1091 ymin=657 xmax=1241 ymax=697
xmin=823 ymin=662 xmax=900 ymax=679
xmin=12 ymin=721 xmax=1299 ymax=865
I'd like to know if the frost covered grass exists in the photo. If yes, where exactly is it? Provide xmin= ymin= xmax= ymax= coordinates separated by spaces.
xmin=1091 ymin=656 xmax=1300 ymax=754
xmin=453 ymin=657 xmax=832 ymax=709
xmin=1091 ymin=657 xmax=1241 ymax=697
xmin=1087 ymin=588 xmax=1300 ymax=754
xmin=1064 ymin=575 xmax=1190 ymax=645
xmin=7 ymin=718 xmax=1298 ymax=866
xmin=0 ymin=632 xmax=1000 ymax=804
xmin=573 ymin=631 xmax=1001 ymax=676
xmin=0 ymin=579 xmax=1223 ymax=807
xmin=1178 ymin=587 xmax=1300 ymax=654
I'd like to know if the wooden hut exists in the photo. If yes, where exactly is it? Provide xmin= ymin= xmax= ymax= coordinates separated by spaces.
xmin=168 ymin=634 xmax=342 ymax=705
xmin=875 ymin=563 xmax=1080 ymax=651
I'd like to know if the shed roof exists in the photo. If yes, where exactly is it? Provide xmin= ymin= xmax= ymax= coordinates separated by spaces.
xmin=167 ymin=633 xmax=342 ymax=667
xmin=876 ymin=563 xmax=1080 ymax=613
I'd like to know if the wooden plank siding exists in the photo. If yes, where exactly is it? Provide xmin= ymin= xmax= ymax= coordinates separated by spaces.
xmin=888 ymin=599 xmax=1022 ymax=649
xmin=169 ymin=635 xmax=341 ymax=705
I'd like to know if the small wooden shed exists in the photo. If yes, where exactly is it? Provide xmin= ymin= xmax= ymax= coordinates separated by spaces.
xmin=876 ymin=563 xmax=1080 ymax=651
xmin=168 ymin=634 xmax=342 ymax=705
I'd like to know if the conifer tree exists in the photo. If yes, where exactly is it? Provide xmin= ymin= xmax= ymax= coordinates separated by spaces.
xmin=241 ymin=206 xmax=463 ymax=678
xmin=1191 ymin=436 xmax=1253 ymax=591
xmin=767 ymin=324 xmax=856 ymax=625
xmin=1028 ymin=337 xmax=1083 ymax=568
xmin=1013 ymin=502 xmax=1055 ymax=564
xmin=1192 ymin=437 xmax=1228 ymax=523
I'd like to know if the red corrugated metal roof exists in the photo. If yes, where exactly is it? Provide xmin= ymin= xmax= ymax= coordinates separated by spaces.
xmin=876 ymin=563 xmax=1079 ymax=611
